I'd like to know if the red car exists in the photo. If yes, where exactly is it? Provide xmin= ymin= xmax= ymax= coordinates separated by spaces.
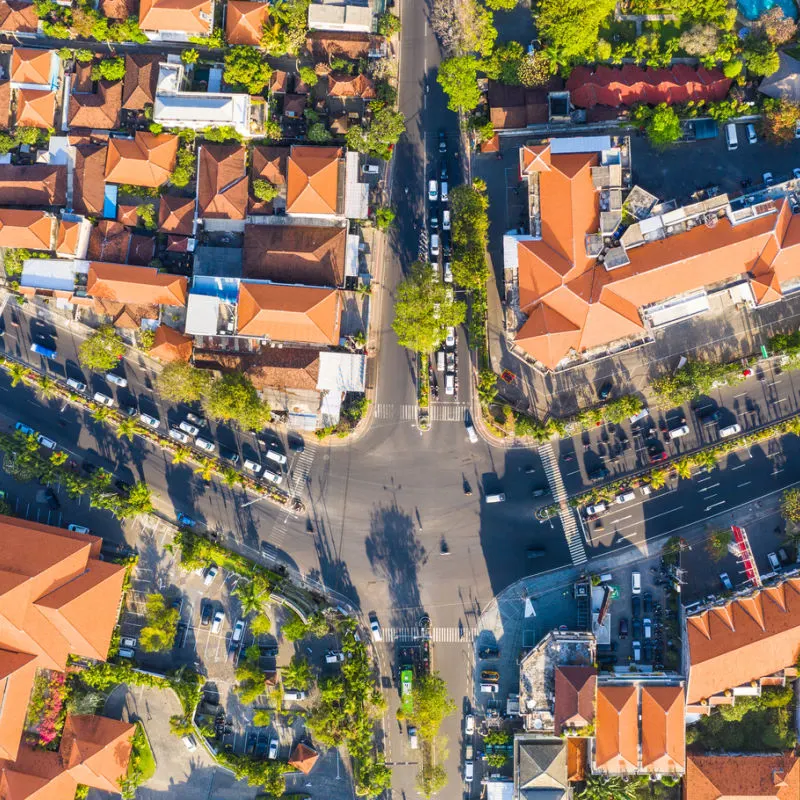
xmin=649 ymin=450 xmax=668 ymax=463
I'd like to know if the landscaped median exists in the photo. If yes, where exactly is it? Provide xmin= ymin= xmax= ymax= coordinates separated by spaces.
xmin=0 ymin=354 xmax=299 ymax=512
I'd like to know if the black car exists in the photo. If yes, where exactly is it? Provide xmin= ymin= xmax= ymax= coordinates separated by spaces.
xmin=632 ymin=595 xmax=641 ymax=619
xmin=618 ymin=617 xmax=628 ymax=639
xmin=532 ymin=487 xmax=549 ymax=498
xmin=260 ymin=644 xmax=279 ymax=657
xmin=288 ymin=435 xmax=305 ymax=453
xmin=643 ymin=591 xmax=653 ymax=614
xmin=479 ymin=646 xmax=500 ymax=658
xmin=632 ymin=618 xmax=643 ymax=639
xmin=120 ymin=404 xmax=138 ymax=417
xmin=200 ymin=600 xmax=213 ymax=626
xmin=588 ymin=467 xmax=610 ymax=481
xmin=438 ymin=130 xmax=447 ymax=152
xmin=598 ymin=382 xmax=613 ymax=400
xmin=526 ymin=547 xmax=546 ymax=558
xmin=697 ymin=407 xmax=722 ymax=424
xmin=218 ymin=447 xmax=240 ymax=465
xmin=44 ymin=487 xmax=60 ymax=510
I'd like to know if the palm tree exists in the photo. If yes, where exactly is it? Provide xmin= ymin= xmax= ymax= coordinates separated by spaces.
xmin=221 ymin=466 xmax=240 ymax=488
xmin=116 ymin=418 xmax=139 ymax=441
xmin=172 ymin=446 xmax=191 ymax=465
xmin=194 ymin=458 xmax=214 ymax=481
xmin=36 ymin=374 xmax=58 ymax=399
xmin=675 ymin=458 xmax=692 ymax=480
xmin=694 ymin=450 xmax=717 ymax=471
xmin=280 ymin=656 xmax=313 ymax=691
xmin=7 ymin=362 xmax=28 ymax=387
xmin=91 ymin=405 xmax=113 ymax=423
xmin=648 ymin=469 xmax=667 ymax=490
xmin=234 ymin=577 xmax=270 ymax=615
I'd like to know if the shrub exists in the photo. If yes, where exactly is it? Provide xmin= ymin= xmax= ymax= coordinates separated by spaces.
xmin=91 ymin=57 xmax=126 ymax=82
xmin=252 ymin=178 xmax=280 ymax=202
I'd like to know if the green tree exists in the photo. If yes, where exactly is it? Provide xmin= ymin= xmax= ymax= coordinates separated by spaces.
xmin=375 ymin=207 xmax=395 ymax=230
xmin=7 ymin=362 xmax=28 ymax=387
xmin=345 ymin=103 xmax=406 ymax=160
xmin=298 ymin=65 xmax=319 ymax=86
xmin=170 ymin=149 xmax=196 ymax=188
xmin=437 ymin=56 xmax=482 ymax=112
xmin=252 ymin=709 xmax=271 ymax=726
xmin=743 ymin=35 xmax=780 ymax=76
xmin=235 ymin=647 xmax=268 ymax=704
xmin=578 ymin=775 xmax=645 ymax=800
xmin=180 ymin=48 xmax=199 ymax=64
xmin=517 ymin=52 xmax=554 ymax=87
xmin=482 ymin=41 xmax=524 ymax=85
xmin=706 ymin=528 xmax=732 ymax=561
xmin=91 ymin=57 xmax=126 ymax=82
xmin=647 ymin=469 xmax=667 ymax=490
xmin=79 ymin=326 xmax=125 ymax=371
xmin=171 ymin=446 xmax=191 ymax=465
xmin=644 ymin=103 xmax=682 ymax=147
xmin=250 ymin=612 xmax=271 ymax=635
xmin=203 ymin=373 xmax=270 ymax=430
xmin=761 ymin=98 xmax=800 ymax=143
xmin=410 ymin=671 xmax=456 ymax=741
xmin=392 ymin=261 xmax=467 ymax=353
xmin=224 ymin=46 xmax=273 ymax=94
xmin=194 ymin=458 xmax=215 ymax=481
xmin=157 ymin=362 xmax=211 ymax=402
xmin=535 ymin=0 xmax=616 ymax=65
xmin=377 ymin=10 xmax=401 ymax=35
xmin=486 ymin=0 xmax=517 ymax=8
xmin=259 ymin=0 xmax=310 ymax=56
xmin=307 ymin=122 xmax=332 ymax=143
xmin=234 ymin=576 xmax=271 ymax=616
xmin=252 ymin=179 xmax=280 ymax=202
xmin=486 ymin=753 xmax=507 ymax=768
xmin=781 ymin=488 xmax=800 ymax=522
xmin=117 ymin=482 xmax=154 ymax=519
xmin=282 ymin=612 xmax=309 ymax=641
xmin=116 ymin=417 xmax=139 ymax=441
xmin=281 ymin=656 xmax=313 ymax=690
xmin=35 ymin=374 xmax=58 ymax=400
xmin=477 ymin=369 xmax=498 ymax=406
xmin=136 ymin=203 xmax=157 ymax=230
xmin=139 ymin=594 xmax=179 ymax=652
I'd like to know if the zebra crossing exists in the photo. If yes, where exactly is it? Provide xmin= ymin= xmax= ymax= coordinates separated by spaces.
xmin=539 ymin=443 xmax=587 ymax=565
xmin=265 ymin=442 xmax=317 ymax=553
xmin=381 ymin=626 xmax=475 ymax=643
xmin=373 ymin=402 xmax=468 ymax=423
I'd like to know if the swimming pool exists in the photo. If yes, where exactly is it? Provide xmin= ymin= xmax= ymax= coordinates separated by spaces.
xmin=738 ymin=0 xmax=797 ymax=21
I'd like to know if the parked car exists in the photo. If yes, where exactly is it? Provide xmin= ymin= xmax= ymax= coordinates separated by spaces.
xmin=430 ymin=233 xmax=440 ymax=258
xmin=438 ymin=130 xmax=446 ymax=152
xmin=632 ymin=595 xmax=641 ymax=619
xmin=643 ymin=591 xmax=652 ymax=614
xmin=408 ymin=725 xmax=418 ymax=749
xmin=211 ymin=609 xmax=224 ymax=633
xmin=631 ymin=570 xmax=641 ymax=594
xmin=325 ymin=650 xmax=345 ymax=663
xmin=585 ymin=502 xmax=607 ymax=516
xmin=195 ymin=437 xmax=216 ymax=453
xmin=177 ymin=512 xmax=195 ymax=528
xmin=200 ymin=600 xmax=213 ymax=626
xmin=169 ymin=428 xmax=190 ymax=444
xmin=370 ymin=616 xmax=382 ymax=641
xmin=720 ymin=572 xmax=733 ymax=590
xmin=44 ymin=487 xmax=60 ymax=510
xmin=598 ymin=382 xmax=613 ymax=400
xmin=185 ymin=412 xmax=207 ymax=428
xmin=764 ymin=171 xmax=775 ymax=186
xmin=632 ymin=640 xmax=642 ymax=662
xmin=284 ymin=689 xmax=307 ymax=701
xmin=643 ymin=618 xmax=652 ymax=639
xmin=15 ymin=422 xmax=34 ymax=435
xmin=615 ymin=490 xmax=635 ymax=504
xmin=266 ymin=449 xmax=287 ymax=466
xmin=179 ymin=420 xmax=200 ymax=436
xmin=288 ymin=435 xmax=305 ymax=453
xmin=93 ymin=392 xmax=115 ymax=407
xmin=588 ymin=467 xmax=610 ymax=481
xmin=443 ymin=261 xmax=453 ymax=283
xmin=465 ymin=761 xmax=474 ymax=782
xmin=139 ymin=412 xmax=160 ymax=430
xmin=243 ymin=459 xmax=262 ymax=474
xmin=121 ymin=404 xmax=138 ymax=418
xmin=466 ymin=424 xmax=478 ymax=444
xmin=68 ymin=523 xmax=90 ymax=534
xmin=767 ymin=551 xmax=781 ymax=571
xmin=204 ymin=565 xmax=219 ymax=586
xmin=465 ymin=714 xmax=475 ymax=735
xmin=428 ymin=179 xmax=438 ymax=201
xmin=231 ymin=619 xmax=245 ymax=643
xmin=480 ymin=670 xmax=499 ymax=682
xmin=618 ymin=617 xmax=628 ymax=639
xmin=632 ymin=619 xmax=642 ymax=640
xmin=219 ymin=447 xmax=240 ymax=465
xmin=445 ymin=327 xmax=455 ymax=347
xmin=480 ymin=683 xmax=499 ymax=693
xmin=36 ymin=434 xmax=56 ymax=450
xmin=66 ymin=377 xmax=87 ymax=393
xmin=262 ymin=469 xmax=283 ymax=486
xmin=442 ymin=209 xmax=451 ymax=230
xmin=106 ymin=372 xmax=128 ymax=387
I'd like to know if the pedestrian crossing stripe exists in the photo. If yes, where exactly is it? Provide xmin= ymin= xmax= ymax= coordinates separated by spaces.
xmin=373 ymin=403 xmax=468 ymax=422
xmin=374 ymin=403 xmax=417 ymax=420
xmin=381 ymin=626 xmax=475 ymax=643
xmin=429 ymin=403 xmax=468 ymax=422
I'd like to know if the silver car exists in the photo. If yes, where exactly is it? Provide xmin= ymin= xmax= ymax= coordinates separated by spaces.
xmin=93 ymin=392 xmax=115 ymax=407
xmin=169 ymin=427 xmax=190 ymax=444
xmin=139 ymin=412 xmax=160 ymax=430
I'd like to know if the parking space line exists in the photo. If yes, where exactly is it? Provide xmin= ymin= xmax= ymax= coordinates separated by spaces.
xmin=738 ymin=481 xmax=752 ymax=487
xmin=731 ymin=463 xmax=747 ymax=470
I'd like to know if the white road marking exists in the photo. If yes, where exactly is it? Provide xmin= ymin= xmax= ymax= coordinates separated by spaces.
xmin=705 ymin=501 xmax=727 ymax=511
xmin=698 ymin=482 xmax=720 ymax=493
xmin=738 ymin=481 xmax=752 ymax=487
xmin=731 ymin=464 xmax=747 ymax=470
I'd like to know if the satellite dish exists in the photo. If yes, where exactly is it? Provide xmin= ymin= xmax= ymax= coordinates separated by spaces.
xmin=534 ymin=719 xmax=543 ymax=730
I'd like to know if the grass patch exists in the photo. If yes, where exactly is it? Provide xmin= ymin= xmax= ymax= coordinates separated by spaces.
xmin=641 ymin=19 xmax=691 ymax=45
xmin=686 ymin=686 xmax=796 ymax=752
xmin=599 ymin=18 xmax=637 ymax=43
xmin=120 ymin=722 xmax=156 ymax=799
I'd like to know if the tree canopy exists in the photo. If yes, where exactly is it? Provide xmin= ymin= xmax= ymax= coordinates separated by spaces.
xmin=223 ymin=46 xmax=273 ymax=93
xmin=345 ymin=103 xmax=406 ymax=160
xmin=139 ymin=594 xmax=179 ymax=652
xmin=534 ymin=0 xmax=616 ymax=65
xmin=79 ymin=326 xmax=125 ymax=371
xmin=259 ymin=0 xmax=310 ymax=56
xmin=202 ymin=373 xmax=270 ymax=430
xmin=392 ymin=261 xmax=466 ymax=353
xmin=157 ymin=362 xmax=212 ymax=403
xmin=781 ymin=488 xmax=800 ymax=523
xmin=761 ymin=98 xmax=800 ymax=143
xmin=437 ymin=56 xmax=482 ymax=112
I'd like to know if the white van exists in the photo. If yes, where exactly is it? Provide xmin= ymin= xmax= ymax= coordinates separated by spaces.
xmin=485 ymin=493 xmax=506 ymax=504
xmin=480 ymin=682 xmax=499 ymax=693
xmin=725 ymin=123 xmax=738 ymax=151
xmin=464 ymin=760 xmax=474 ymax=782
xmin=266 ymin=449 xmax=287 ymax=466
xmin=720 ymin=423 xmax=742 ymax=437
xmin=436 ymin=351 xmax=445 ymax=372
xmin=445 ymin=373 xmax=454 ymax=395
xmin=667 ymin=423 xmax=690 ymax=440
xmin=631 ymin=570 xmax=642 ymax=594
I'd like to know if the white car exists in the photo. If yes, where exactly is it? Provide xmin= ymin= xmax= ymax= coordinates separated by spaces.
xmin=204 ymin=565 xmax=219 ymax=586
xmin=105 ymin=372 xmax=128 ymax=387
xmin=179 ymin=420 xmax=200 ymax=436
xmin=231 ymin=619 xmax=245 ymax=643
xmin=268 ymin=738 xmax=278 ymax=760
xmin=585 ymin=502 xmax=607 ymax=516
xmin=445 ymin=374 xmax=455 ymax=396
xmin=139 ymin=412 xmax=160 ymax=430
xmin=443 ymin=262 xmax=453 ymax=283
xmin=442 ymin=209 xmax=451 ymax=230
xmin=445 ymin=327 xmax=455 ymax=347
xmin=211 ymin=609 xmax=224 ymax=633
xmin=262 ymin=469 xmax=283 ymax=486
xmin=266 ymin=449 xmax=288 ymax=466
xmin=182 ymin=734 xmax=197 ymax=752
xmin=169 ymin=428 xmax=190 ymax=444
xmin=243 ymin=459 xmax=262 ymax=474
xmin=615 ymin=491 xmax=635 ymax=504
xmin=93 ymin=392 xmax=115 ymax=407
xmin=430 ymin=233 xmax=440 ymax=259
xmin=195 ymin=437 xmax=215 ymax=453
xmin=466 ymin=424 xmax=478 ymax=444
xmin=370 ymin=617 xmax=382 ymax=641
xmin=36 ymin=434 xmax=56 ymax=450
xmin=428 ymin=179 xmax=438 ymax=201
xmin=67 ymin=523 xmax=90 ymax=534
xmin=284 ymin=689 xmax=307 ymax=701
xmin=465 ymin=760 xmax=474 ymax=782
xmin=465 ymin=714 xmax=475 ymax=735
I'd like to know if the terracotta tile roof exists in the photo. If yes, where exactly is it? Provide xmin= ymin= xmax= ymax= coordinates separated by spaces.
xmin=512 ymin=142 xmax=800 ymax=369
xmin=122 ymin=54 xmax=161 ymax=110
xmin=286 ymin=145 xmax=343 ymax=215
xmin=0 ymin=81 xmax=10 ymax=130
xmin=105 ymin=132 xmax=179 ymax=188
xmin=150 ymin=323 xmax=193 ymax=362
xmin=0 ymin=516 xmax=126 ymax=762
xmin=88 ymin=221 xmax=155 ymax=266
xmin=0 ymin=164 xmax=66 ymax=207
xmin=243 ymin=224 xmax=346 ymax=286
xmin=686 ymin=578 xmax=800 ymax=704
xmin=250 ymin=144 xmax=288 ymax=213
xmin=226 ymin=0 xmax=269 ymax=45
xmin=73 ymin=143 xmax=106 ymax=216
xmin=553 ymin=666 xmax=596 ymax=733
xmin=305 ymin=31 xmax=374 ymax=60
xmin=86 ymin=261 xmax=187 ymax=306
xmin=139 ymin=0 xmax=211 ymax=33
xmin=68 ymin=79 xmax=122 ymax=130
xmin=283 ymin=93 xmax=306 ymax=118
xmin=488 ymin=80 xmax=563 ymax=129
xmin=567 ymin=65 xmax=731 ymax=109
xmin=93 ymin=298 xmax=158 ymax=328
xmin=15 ymin=88 xmax=55 ymax=129
xmin=237 ymin=282 xmax=341 ymax=344
xmin=197 ymin=144 xmax=248 ymax=220
xmin=116 ymin=203 xmax=139 ymax=226
xmin=270 ymin=70 xmax=289 ymax=93
xmin=194 ymin=347 xmax=321 ymax=390
xmin=10 ymin=48 xmax=53 ymax=86
xmin=288 ymin=743 xmax=318 ymax=774
xmin=99 ymin=0 xmax=136 ymax=19
xmin=641 ymin=685 xmax=684 ymax=773
xmin=159 ymin=194 xmax=195 ymax=235
xmin=0 ymin=208 xmax=52 ymax=250
xmin=0 ymin=0 xmax=38 ymax=34
xmin=594 ymin=685 xmax=638 ymax=774
xmin=686 ymin=753 xmax=800 ymax=800
xmin=327 ymin=72 xmax=377 ymax=99
xmin=56 ymin=218 xmax=80 ymax=256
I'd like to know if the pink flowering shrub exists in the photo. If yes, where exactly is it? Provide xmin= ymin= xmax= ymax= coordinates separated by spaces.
xmin=25 ymin=671 xmax=68 ymax=749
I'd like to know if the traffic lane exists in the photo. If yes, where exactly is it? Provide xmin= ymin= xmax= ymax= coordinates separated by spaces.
xmin=585 ymin=434 xmax=797 ymax=554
